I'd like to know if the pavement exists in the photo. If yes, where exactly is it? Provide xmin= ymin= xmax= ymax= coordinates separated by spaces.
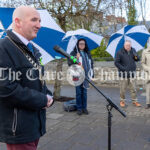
xmin=1 ymin=85 xmax=150 ymax=150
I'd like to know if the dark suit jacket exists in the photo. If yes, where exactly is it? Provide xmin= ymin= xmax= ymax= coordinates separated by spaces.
xmin=115 ymin=47 xmax=140 ymax=78
xmin=0 ymin=30 xmax=52 ymax=144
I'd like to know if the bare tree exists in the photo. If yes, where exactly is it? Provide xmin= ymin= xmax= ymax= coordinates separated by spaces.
xmin=97 ymin=0 xmax=127 ymax=36
xmin=137 ymin=0 xmax=147 ymax=25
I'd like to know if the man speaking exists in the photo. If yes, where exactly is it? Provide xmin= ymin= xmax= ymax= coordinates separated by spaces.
xmin=0 ymin=6 xmax=53 ymax=150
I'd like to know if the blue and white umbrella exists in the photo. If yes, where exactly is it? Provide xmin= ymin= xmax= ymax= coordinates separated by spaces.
xmin=59 ymin=29 xmax=103 ymax=55
xmin=106 ymin=25 xmax=150 ymax=58
xmin=0 ymin=8 xmax=65 ymax=64
xmin=0 ymin=8 xmax=13 ymax=38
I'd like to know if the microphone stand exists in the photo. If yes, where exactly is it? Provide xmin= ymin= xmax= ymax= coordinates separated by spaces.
xmin=53 ymin=45 xmax=126 ymax=150
xmin=84 ymin=77 xmax=126 ymax=150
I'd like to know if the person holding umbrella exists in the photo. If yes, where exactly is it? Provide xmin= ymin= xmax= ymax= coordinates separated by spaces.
xmin=115 ymin=40 xmax=141 ymax=107
xmin=68 ymin=39 xmax=94 ymax=115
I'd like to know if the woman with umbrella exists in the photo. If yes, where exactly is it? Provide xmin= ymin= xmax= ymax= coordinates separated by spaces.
xmin=68 ymin=39 xmax=94 ymax=115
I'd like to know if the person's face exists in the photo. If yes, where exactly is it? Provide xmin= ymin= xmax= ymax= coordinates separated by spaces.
xmin=78 ymin=40 xmax=85 ymax=51
xmin=16 ymin=10 xmax=41 ymax=40
xmin=124 ymin=42 xmax=131 ymax=51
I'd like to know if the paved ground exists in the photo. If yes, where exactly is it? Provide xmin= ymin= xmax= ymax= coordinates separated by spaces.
xmin=1 ymin=85 xmax=150 ymax=150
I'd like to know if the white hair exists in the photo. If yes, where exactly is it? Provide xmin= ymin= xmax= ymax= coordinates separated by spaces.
xmin=124 ymin=40 xmax=132 ymax=45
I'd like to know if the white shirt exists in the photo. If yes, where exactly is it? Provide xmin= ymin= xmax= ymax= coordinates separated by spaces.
xmin=12 ymin=30 xmax=30 ymax=46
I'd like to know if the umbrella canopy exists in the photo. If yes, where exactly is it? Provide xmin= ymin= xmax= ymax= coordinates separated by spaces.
xmin=58 ymin=29 xmax=103 ymax=55
xmin=106 ymin=25 xmax=150 ymax=58
xmin=0 ymin=8 xmax=65 ymax=64
xmin=0 ymin=8 xmax=13 ymax=38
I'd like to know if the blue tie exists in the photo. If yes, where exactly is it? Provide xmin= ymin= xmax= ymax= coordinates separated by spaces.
xmin=27 ymin=43 xmax=34 ymax=55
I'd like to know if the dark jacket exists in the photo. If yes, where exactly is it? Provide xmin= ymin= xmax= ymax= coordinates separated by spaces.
xmin=0 ymin=30 xmax=52 ymax=144
xmin=114 ymin=47 xmax=140 ymax=78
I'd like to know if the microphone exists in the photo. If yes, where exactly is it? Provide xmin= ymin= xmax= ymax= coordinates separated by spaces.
xmin=53 ymin=45 xmax=79 ymax=64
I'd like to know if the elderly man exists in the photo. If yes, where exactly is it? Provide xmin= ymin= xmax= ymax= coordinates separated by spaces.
xmin=115 ymin=40 xmax=141 ymax=107
xmin=141 ymin=45 xmax=150 ymax=109
xmin=0 ymin=6 xmax=53 ymax=150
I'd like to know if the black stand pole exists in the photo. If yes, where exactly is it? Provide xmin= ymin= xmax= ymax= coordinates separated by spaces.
xmin=84 ymin=77 xmax=126 ymax=150
xmin=107 ymin=104 xmax=113 ymax=150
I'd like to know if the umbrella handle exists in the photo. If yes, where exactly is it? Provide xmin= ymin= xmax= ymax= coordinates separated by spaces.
xmin=75 ymin=44 xmax=79 ymax=53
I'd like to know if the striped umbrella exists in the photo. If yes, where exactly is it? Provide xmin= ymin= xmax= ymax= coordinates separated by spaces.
xmin=58 ymin=29 xmax=103 ymax=55
xmin=106 ymin=25 xmax=150 ymax=57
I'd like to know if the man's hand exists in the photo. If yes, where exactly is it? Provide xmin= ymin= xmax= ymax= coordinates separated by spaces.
xmin=43 ymin=95 xmax=54 ymax=109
